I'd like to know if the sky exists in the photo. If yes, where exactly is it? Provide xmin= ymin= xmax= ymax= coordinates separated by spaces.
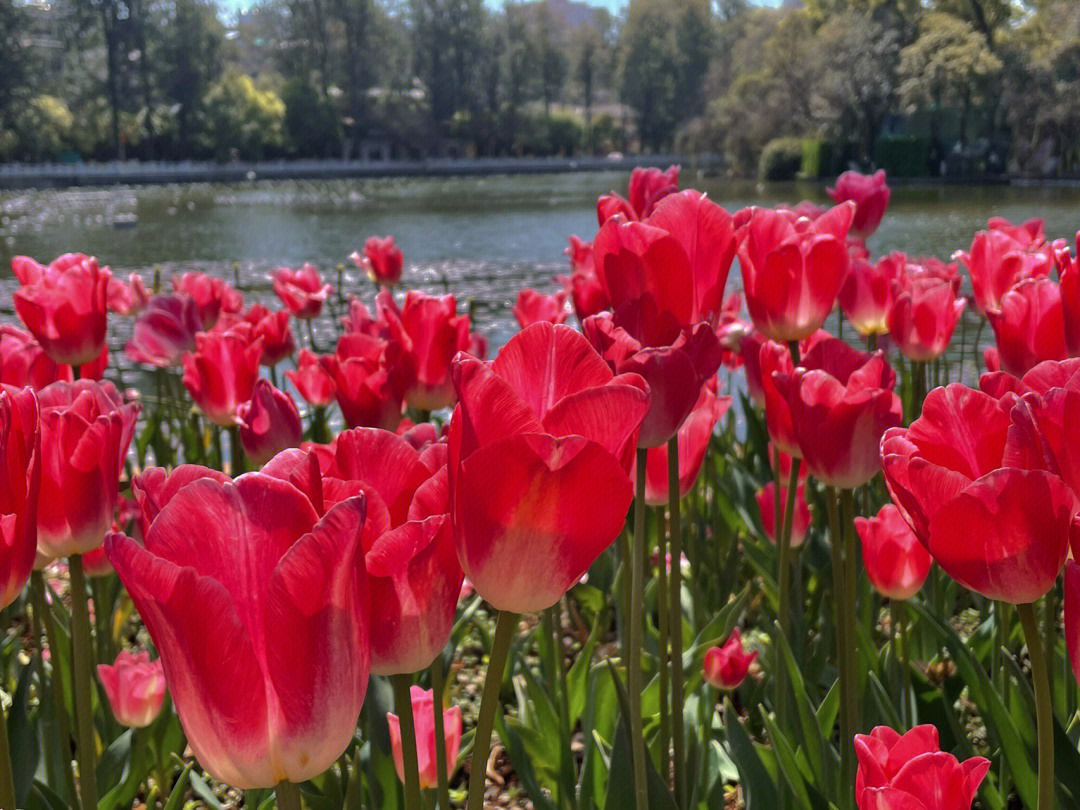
xmin=222 ymin=0 xmax=785 ymax=16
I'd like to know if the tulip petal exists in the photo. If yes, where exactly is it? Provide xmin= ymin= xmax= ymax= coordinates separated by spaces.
xmin=334 ymin=428 xmax=431 ymax=525
xmin=859 ymin=787 xmax=928 ymax=810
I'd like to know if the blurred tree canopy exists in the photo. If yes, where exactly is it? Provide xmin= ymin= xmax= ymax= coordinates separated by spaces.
xmin=1 ymin=0 xmax=1079 ymax=176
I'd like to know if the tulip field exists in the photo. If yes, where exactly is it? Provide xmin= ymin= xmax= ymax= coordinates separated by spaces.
xmin=3 ymin=167 xmax=1080 ymax=810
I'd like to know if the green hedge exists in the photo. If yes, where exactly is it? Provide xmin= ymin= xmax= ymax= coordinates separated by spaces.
xmin=759 ymin=137 xmax=804 ymax=181
xmin=800 ymin=138 xmax=854 ymax=178
xmin=873 ymin=135 xmax=930 ymax=177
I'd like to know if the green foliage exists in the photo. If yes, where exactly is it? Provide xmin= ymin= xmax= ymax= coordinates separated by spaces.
xmin=874 ymin=134 xmax=930 ymax=176
xmin=800 ymin=138 xmax=854 ymax=178
xmin=200 ymin=70 xmax=286 ymax=161
xmin=759 ymin=136 xmax=804 ymax=180
xmin=282 ymin=79 xmax=342 ymax=158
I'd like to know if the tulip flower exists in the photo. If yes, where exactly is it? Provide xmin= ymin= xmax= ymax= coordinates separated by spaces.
xmin=979 ymin=357 xmax=1080 ymax=400
xmin=702 ymin=628 xmax=757 ymax=690
xmin=126 ymin=294 xmax=204 ymax=368
xmin=377 ymin=290 xmax=481 ymax=412
xmin=1053 ymin=233 xmax=1080 ymax=356
xmin=107 ymin=273 xmax=150 ymax=316
xmin=13 ymin=253 xmax=110 ymax=366
xmin=513 ymin=289 xmax=570 ymax=328
xmin=105 ymin=469 xmax=370 ymax=788
xmin=238 ymin=379 xmax=303 ymax=466
xmin=756 ymin=482 xmax=810 ymax=548
xmin=0 ymin=387 xmax=40 ymax=609
xmin=826 ymin=169 xmax=890 ymax=240
xmin=96 ymin=650 xmax=167 ymax=728
xmin=989 ymin=215 xmax=1046 ymax=246
xmin=330 ymin=427 xmax=461 ymax=675
xmin=838 ymin=255 xmax=900 ymax=336
xmin=736 ymin=202 xmax=855 ymax=342
xmin=242 ymin=305 xmax=295 ymax=367
xmin=855 ymin=725 xmax=989 ymax=810
xmin=561 ymin=236 xmax=610 ymax=321
xmin=388 ymin=686 xmax=462 ymax=790
xmin=273 ymin=264 xmax=333 ymax=319
xmin=881 ymin=383 xmax=1077 ymax=603
xmin=955 ymin=228 xmax=1054 ymax=316
xmin=322 ymin=334 xmax=405 ymax=429
xmin=774 ymin=337 xmax=902 ymax=489
xmin=286 ymin=349 xmax=336 ymax=408
xmin=986 ymin=277 xmax=1068 ymax=377
xmin=1 ymin=325 xmax=72 ymax=389
xmin=887 ymin=276 xmax=966 ymax=361
xmin=596 ymin=164 xmax=679 ymax=224
xmin=636 ymin=385 xmax=731 ymax=506
xmin=854 ymin=505 xmax=932 ymax=600
xmin=352 ymin=236 xmax=404 ymax=286
xmin=173 ymin=272 xmax=241 ymax=329
xmin=182 ymin=330 xmax=263 ymax=427
xmin=81 ymin=544 xmax=115 ymax=577
xmin=449 ymin=322 xmax=649 ymax=613
xmin=36 ymin=380 xmax=139 ymax=559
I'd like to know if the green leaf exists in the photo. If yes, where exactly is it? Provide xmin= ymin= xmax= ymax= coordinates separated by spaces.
xmin=9 ymin=660 xmax=39 ymax=807
xmin=722 ymin=696 xmax=777 ymax=810
xmin=162 ymin=764 xmax=192 ymax=810
xmin=189 ymin=770 xmax=226 ymax=810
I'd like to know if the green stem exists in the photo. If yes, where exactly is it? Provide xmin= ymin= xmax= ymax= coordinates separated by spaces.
xmin=629 ymin=448 xmax=650 ymax=810
xmin=466 ymin=610 xmax=519 ymax=810
xmin=276 ymin=779 xmax=303 ymax=810
xmin=228 ymin=424 xmax=246 ymax=475
xmin=69 ymin=555 xmax=99 ymax=810
xmin=840 ymin=489 xmax=861 ymax=739
xmin=656 ymin=508 xmax=671 ymax=784
xmin=1018 ymin=601 xmax=1055 ymax=810
xmin=0 ymin=691 xmax=16 ymax=810
xmin=775 ymin=455 xmax=802 ymax=733
xmin=825 ymin=488 xmax=854 ymax=810
xmin=393 ymin=674 xmax=423 ymax=810
xmin=431 ymin=655 xmax=452 ymax=810
xmin=312 ymin=406 xmax=332 ymax=445
xmin=31 ymin=572 xmax=78 ymax=806
xmin=667 ymin=437 xmax=685 ymax=807
xmin=549 ymin=604 xmax=574 ymax=810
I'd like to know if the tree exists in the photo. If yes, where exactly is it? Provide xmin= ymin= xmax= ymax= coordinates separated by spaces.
xmin=157 ymin=0 xmax=223 ymax=156
xmin=534 ymin=3 xmax=568 ymax=117
xmin=618 ymin=0 xmax=680 ymax=151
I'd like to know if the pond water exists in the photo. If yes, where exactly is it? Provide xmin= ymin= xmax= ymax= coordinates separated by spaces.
xmin=3 ymin=171 xmax=1080 ymax=365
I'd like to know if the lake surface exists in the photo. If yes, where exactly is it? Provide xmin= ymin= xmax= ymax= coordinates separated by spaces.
xmin=3 ymin=171 xmax=1080 ymax=361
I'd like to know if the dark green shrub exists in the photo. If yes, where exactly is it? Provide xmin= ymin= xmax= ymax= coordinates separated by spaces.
xmin=760 ymin=136 xmax=804 ymax=180
xmin=874 ymin=135 xmax=930 ymax=177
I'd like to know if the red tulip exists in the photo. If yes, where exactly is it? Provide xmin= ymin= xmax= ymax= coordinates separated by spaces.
xmin=774 ymin=337 xmax=902 ymax=488
xmin=758 ymin=330 xmax=840 ymax=457
xmin=986 ymin=277 xmax=1068 ymax=377
xmin=377 ymin=290 xmax=480 ymax=411
xmin=107 ymin=272 xmax=150 ymax=316
xmin=352 ymin=236 xmax=404 ymax=286
xmin=513 ymin=289 xmax=570 ymax=328
xmin=330 ymin=428 xmax=461 ymax=674
xmin=182 ymin=330 xmax=263 ymax=427
xmin=988 ymin=215 xmax=1046 ymax=247
xmin=36 ymin=380 xmax=139 ymax=559
xmin=855 ymin=505 xmax=932 ymax=600
xmin=887 ymin=277 xmax=965 ymax=361
xmin=286 ymin=349 xmax=336 ymax=408
xmin=449 ymin=322 xmax=649 ymax=612
xmin=172 ymin=272 xmax=241 ymax=329
xmin=79 ymin=345 xmax=109 ymax=381
xmin=0 ymin=387 xmax=40 ymax=609
xmin=13 ymin=253 xmax=110 ymax=366
xmin=82 ymin=544 xmax=115 ymax=577
xmin=0 ymin=325 xmax=73 ymax=388
xmin=596 ymin=164 xmax=679 ymax=224
xmin=855 ymin=725 xmax=989 ymax=810
xmin=826 ymin=169 xmax=890 ymax=239
xmin=702 ymin=628 xmax=757 ymax=690
xmin=736 ymin=203 xmax=855 ymax=342
xmin=1053 ymin=233 xmax=1080 ymax=356
xmin=955 ymin=229 xmax=1054 ymax=316
xmin=881 ymin=383 xmax=1077 ymax=603
xmin=839 ymin=254 xmax=900 ymax=336
xmin=273 ymin=264 xmax=333 ymax=319
xmin=105 ymin=469 xmax=370 ymax=788
xmin=387 ymin=686 xmax=462 ymax=790
xmin=96 ymin=650 xmax=167 ymax=728
xmin=242 ymin=305 xmax=295 ymax=367
xmin=756 ymin=482 xmax=810 ymax=548
xmin=322 ymin=335 xmax=404 ymax=429
xmin=636 ymin=384 xmax=731 ymax=505
xmin=238 ymin=379 xmax=303 ymax=466
xmin=126 ymin=294 xmax=204 ymax=368
xmin=562 ymin=236 xmax=610 ymax=321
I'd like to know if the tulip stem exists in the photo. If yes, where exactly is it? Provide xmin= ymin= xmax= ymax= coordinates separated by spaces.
xmin=1018 ymin=601 xmax=1055 ymax=810
xmin=667 ymin=437 xmax=686 ymax=807
xmin=656 ymin=507 xmax=671 ymax=785
xmin=312 ymin=406 xmax=332 ymax=445
xmin=546 ymin=604 xmax=574 ymax=810
xmin=825 ymin=488 xmax=854 ymax=810
xmin=276 ymin=779 xmax=303 ymax=810
xmin=774 ymin=451 xmax=801 ymax=747
xmin=431 ymin=654 xmax=452 ymax=810
xmin=466 ymin=610 xmax=518 ymax=810
xmin=228 ymin=424 xmax=246 ymax=475
xmin=628 ymin=448 xmax=650 ymax=810
xmin=393 ymin=674 xmax=423 ymax=810
xmin=69 ymin=554 xmax=99 ymax=810
xmin=0 ymin=688 xmax=15 ymax=810
xmin=840 ymin=489 xmax=861 ymax=738
xmin=31 ymin=571 xmax=78 ymax=805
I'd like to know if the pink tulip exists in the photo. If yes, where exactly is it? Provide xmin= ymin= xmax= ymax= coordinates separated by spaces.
xmin=826 ymin=169 xmax=890 ymax=240
xmin=238 ymin=379 xmax=303 ymax=465
xmin=0 ymin=386 xmax=40 ymax=608
xmin=702 ymin=628 xmax=757 ymax=689
xmin=513 ymin=289 xmax=570 ymax=328
xmin=97 ymin=650 xmax=167 ymax=728
xmin=387 ymin=686 xmax=462 ymax=790
xmin=273 ymin=264 xmax=333 ymax=319
xmin=855 ymin=505 xmax=932 ymax=600
xmin=182 ymin=329 xmax=263 ymax=426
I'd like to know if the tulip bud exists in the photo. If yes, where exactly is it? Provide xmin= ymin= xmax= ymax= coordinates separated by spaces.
xmin=854 ymin=505 xmax=932 ymax=601
xmin=97 ymin=650 xmax=167 ymax=728
xmin=387 ymin=686 xmax=462 ymax=790
xmin=238 ymin=379 xmax=303 ymax=466
xmin=702 ymin=628 xmax=757 ymax=690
